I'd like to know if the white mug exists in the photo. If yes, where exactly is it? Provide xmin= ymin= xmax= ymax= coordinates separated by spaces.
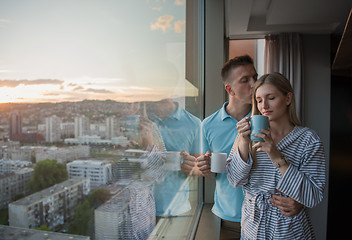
xmin=210 ymin=152 xmax=227 ymax=173
xmin=164 ymin=151 xmax=182 ymax=171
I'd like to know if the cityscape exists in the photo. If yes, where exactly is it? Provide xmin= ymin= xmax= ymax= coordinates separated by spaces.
xmin=0 ymin=0 xmax=189 ymax=239
xmin=0 ymin=99 xmax=172 ymax=239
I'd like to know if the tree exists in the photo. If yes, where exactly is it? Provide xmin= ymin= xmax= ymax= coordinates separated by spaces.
xmin=27 ymin=159 xmax=68 ymax=193
xmin=35 ymin=224 xmax=50 ymax=232
xmin=30 ymin=151 xmax=36 ymax=164
xmin=68 ymin=200 xmax=93 ymax=236
xmin=87 ymin=188 xmax=111 ymax=208
xmin=68 ymin=188 xmax=111 ymax=238
xmin=0 ymin=208 xmax=8 ymax=225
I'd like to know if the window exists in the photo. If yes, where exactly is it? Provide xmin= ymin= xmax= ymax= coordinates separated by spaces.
xmin=228 ymin=39 xmax=265 ymax=76
xmin=1 ymin=0 xmax=204 ymax=239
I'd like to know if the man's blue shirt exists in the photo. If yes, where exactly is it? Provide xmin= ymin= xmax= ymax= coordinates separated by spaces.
xmin=202 ymin=102 xmax=250 ymax=222
xmin=150 ymin=104 xmax=201 ymax=216
xmin=150 ymin=105 xmax=201 ymax=154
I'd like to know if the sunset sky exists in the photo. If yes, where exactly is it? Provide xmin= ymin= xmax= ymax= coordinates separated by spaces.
xmin=0 ymin=0 xmax=196 ymax=103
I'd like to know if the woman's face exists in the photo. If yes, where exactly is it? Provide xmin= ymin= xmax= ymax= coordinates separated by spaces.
xmin=255 ymin=83 xmax=292 ymax=122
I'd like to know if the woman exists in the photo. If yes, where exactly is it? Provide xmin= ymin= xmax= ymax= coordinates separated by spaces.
xmin=227 ymin=72 xmax=326 ymax=239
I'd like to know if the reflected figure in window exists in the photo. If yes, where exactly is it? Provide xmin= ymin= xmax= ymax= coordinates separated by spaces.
xmin=121 ymin=98 xmax=200 ymax=239
xmin=110 ymin=102 xmax=163 ymax=240
xmin=227 ymin=72 xmax=326 ymax=239
xmin=145 ymin=98 xmax=201 ymax=217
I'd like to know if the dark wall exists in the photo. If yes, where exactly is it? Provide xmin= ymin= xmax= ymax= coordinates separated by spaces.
xmin=327 ymin=74 xmax=352 ymax=239
xmin=327 ymin=35 xmax=352 ymax=239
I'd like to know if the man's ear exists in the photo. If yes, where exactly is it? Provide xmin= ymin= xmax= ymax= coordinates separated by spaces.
xmin=225 ymin=84 xmax=234 ymax=96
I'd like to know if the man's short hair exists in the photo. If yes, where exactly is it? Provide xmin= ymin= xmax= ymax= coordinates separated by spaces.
xmin=221 ymin=55 xmax=254 ymax=83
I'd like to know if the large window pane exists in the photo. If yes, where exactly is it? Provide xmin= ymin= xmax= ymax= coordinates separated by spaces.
xmin=0 ymin=1 xmax=203 ymax=239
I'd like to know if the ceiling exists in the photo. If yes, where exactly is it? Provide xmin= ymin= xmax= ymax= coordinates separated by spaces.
xmin=226 ymin=0 xmax=352 ymax=39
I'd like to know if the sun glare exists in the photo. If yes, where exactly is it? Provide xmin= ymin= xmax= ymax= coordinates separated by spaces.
xmin=0 ymin=85 xmax=54 ymax=103
xmin=0 ymin=87 xmax=23 ymax=103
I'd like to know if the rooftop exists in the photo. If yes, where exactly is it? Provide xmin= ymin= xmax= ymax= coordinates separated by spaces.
xmin=67 ymin=160 xmax=110 ymax=167
xmin=10 ymin=178 xmax=88 ymax=207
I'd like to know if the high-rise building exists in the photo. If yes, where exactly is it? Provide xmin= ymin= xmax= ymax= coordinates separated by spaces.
xmin=106 ymin=116 xmax=119 ymax=139
xmin=74 ymin=115 xmax=90 ymax=138
xmin=9 ymin=111 xmax=22 ymax=141
xmin=45 ymin=115 xmax=62 ymax=143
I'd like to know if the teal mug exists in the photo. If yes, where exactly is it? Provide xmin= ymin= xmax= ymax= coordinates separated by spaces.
xmin=250 ymin=115 xmax=269 ymax=142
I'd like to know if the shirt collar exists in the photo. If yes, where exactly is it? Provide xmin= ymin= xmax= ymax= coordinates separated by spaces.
xmin=220 ymin=102 xmax=231 ymax=121
xmin=149 ymin=102 xmax=181 ymax=123
xmin=220 ymin=102 xmax=252 ymax=121
xmin=169 ymin=102 xmax=182 ymax=120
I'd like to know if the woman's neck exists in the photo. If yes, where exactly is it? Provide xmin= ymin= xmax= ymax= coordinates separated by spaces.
xmin=269 ymin=117 xmax=294 ymax=144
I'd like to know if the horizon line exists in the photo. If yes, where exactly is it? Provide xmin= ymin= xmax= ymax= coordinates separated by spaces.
xmin=0 ymin=96 xmax=190 ymax=105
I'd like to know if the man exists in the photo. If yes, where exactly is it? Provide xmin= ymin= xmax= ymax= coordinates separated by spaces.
xmin=197 ymin=55 xmax=302 ymax=239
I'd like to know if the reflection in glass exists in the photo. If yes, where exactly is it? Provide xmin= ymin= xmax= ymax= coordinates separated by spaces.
xmin=145 ymin=99 xmax=201 ymax=217
xmin=0 ymin=0 xmax=202 ymax=239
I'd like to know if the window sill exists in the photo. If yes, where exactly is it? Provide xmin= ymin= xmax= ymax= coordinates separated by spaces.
xmin=148 ymin=205 xmax=203 ymax=239
xmin=148 ymin=176 xmax=203 ymax=239
xmin=194 ymin=203 xmax=221 ymax=240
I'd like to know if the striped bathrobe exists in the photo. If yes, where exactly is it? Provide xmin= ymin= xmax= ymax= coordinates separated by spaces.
xmin=227 ymin=126 xmax=326 ymax=240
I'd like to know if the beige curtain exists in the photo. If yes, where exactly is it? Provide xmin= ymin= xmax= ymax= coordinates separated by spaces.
xmin=264 ymin=33 xmax=303 ymax=122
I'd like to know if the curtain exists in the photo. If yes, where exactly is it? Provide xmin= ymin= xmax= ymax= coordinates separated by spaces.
xmin=264 ymin=33 xmax=303 ymax=122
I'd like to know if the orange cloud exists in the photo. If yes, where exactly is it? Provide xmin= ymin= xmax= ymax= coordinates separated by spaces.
xmin=150 ymin=15 xmax=174 ymax=32
xmin=174 ymin=0 xmax=185 ymax=6
xmin=151 ymin=15 xmax=185 ymax=34
xmin=174 ymin=20 xmax=185 ymax=33
xmin=0 ymin=79 xmax=63 ymax=88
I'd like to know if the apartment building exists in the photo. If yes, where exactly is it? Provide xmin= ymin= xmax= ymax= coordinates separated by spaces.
xmin=67 ymin=160 xmax=112 ymax=188
xmin=0 ymin=159 xmax=32 ymax=174
xmin=8 ymin=178 xmax=90 ymax=231
xmin=74 ymin=115 xmax=90 ymax=138
xmin=34 ymin=145 xmax=90 ymax=164
xmin=111 ymin=136 xmax=129 ymax=148
xmin=64 ymin=135 xmax=129 ymax=147
xmin=106 ymin=116 xmax=118 ymax=139
xmin=8 ymin=146 xmax=38 ymax=162
xmin=7 ymin=145 xmax=89 ymax=164
xmin=0 ymin=167 xmax=33 ymax=209
xmin=45 ymin=115 xmax=62 ymax=143
xmin=60 ymin=122 xmax=75 ymax=139
xmin=95 ymin=181 xmax=155 ymax=240
xmin=0 ymin=141 xmax=20 ymax=160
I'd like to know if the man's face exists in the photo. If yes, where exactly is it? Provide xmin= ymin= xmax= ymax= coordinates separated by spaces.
xmin=225 ymin=64 xmax=258 ymax=104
